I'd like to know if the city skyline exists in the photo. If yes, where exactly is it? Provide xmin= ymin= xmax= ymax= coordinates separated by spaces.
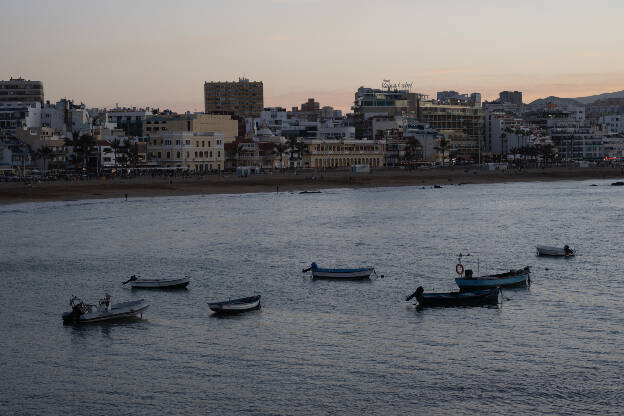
xmin=2 ymin=0 xmax=623 ymax=112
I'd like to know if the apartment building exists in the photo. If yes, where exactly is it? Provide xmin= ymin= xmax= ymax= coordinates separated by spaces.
xmin=204 ymin=78 xmax=263 ymax=118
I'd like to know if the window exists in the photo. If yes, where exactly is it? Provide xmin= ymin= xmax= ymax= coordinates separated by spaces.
xmin=166 ymin=151 xmax=170 ymax=158
xmin=210 ymin=151 xmax=212 ymax=157
xmin=186 ymin=152 xmax=189 ymax=158
xmin=176 ymin=151 xmax=181 ymax=158
xmin=217 ymin=151 xmax=220 ymax=157
xmin=202 ymin=141 xmax=205 ymax=147
xmin=185 ymin=140 xmax=190 ymax=145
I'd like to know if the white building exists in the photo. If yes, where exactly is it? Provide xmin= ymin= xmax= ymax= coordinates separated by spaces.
xmin=599 ymin=115 xmax=624 ymax=134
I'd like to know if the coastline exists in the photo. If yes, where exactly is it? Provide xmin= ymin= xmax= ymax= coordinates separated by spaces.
xmin=1 ymin=166 xmax=622 ymax=205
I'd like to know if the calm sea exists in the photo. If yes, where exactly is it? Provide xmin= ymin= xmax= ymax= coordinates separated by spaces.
xmin=1 ymin=180 xmax=622 ymax=415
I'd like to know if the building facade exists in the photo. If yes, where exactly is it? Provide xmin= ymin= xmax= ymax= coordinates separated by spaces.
xmin=204 ymin=78 xmax=263 ymax=118
xmin=148 ymin=131 xmax=225 ymax=171
xmin=301 ymin=139 xmax=386 ymax=169
xmin=499 ymin=91 xmax=523 ymax=106
xmin=144 ymin=113 xmax=238 ymax=143
xmin=0 ymin=78 xmax=44 ymax=104
xmin=418 ymin=102 xmax=484 ymax=160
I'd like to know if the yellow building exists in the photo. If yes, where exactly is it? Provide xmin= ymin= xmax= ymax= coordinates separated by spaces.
xmin=143 ymin=113 xmax=238 ymax=143
xmin=301 ymin=139 xmax=386 ymax=169
xmin=148 ymin=131 xmax=225 ymax=171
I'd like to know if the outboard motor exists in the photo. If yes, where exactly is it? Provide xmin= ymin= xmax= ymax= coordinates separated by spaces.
xmin=564 ymin=245 xmax=572 ymax=255
xmin=63 ymin=297 xmax=87 ymax=324
xmin=406 ymin=286 xmax=425 ymax=302
xmin=415 ymin=286 xmax=424 ymax=304
xmin=465 ymin=269 xmax=473 ymax=278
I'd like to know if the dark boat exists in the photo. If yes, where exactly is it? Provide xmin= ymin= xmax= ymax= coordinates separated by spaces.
xmin=536 ymin=245 xmax=575 ymax=257
xmin=208 ymin=295 xmax=261 ymax=314
xmin=406 ymin=286 xmax=500 ymax=308
xmin=611 ymin=181 xmax=624 ymax=186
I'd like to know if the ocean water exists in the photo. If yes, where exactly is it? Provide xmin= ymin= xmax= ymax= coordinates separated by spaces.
xmin=0 ymin=180 xmax=622 ymax=415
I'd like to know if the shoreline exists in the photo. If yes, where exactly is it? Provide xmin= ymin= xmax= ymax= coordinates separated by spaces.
xmin=1 ymin=167 xmax=622 ymax=205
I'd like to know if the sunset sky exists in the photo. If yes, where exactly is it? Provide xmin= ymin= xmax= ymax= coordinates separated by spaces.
xmin=2 ymin=0 xmax=623 ymax=112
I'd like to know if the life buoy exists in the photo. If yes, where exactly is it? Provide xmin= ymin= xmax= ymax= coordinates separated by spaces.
xmin=456 ymin=264 xmax=464 ymax=275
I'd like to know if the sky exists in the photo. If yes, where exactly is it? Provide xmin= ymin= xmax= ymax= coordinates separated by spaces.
xmin=2 ymin=0 xmax=624 ymax=113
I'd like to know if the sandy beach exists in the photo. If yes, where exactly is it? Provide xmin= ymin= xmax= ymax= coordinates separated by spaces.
xmin=1 ymin=166 xmax=622 ymax=205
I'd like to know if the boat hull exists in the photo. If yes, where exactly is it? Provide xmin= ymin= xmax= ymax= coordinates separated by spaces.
xmin=62 ymin=300 xmax=149 ymax=324
xmin=208 ymin=295 xmax=261 ymax=314
xmin=455 ymin=270 xmax=530 ymax=291
xmin=419 ymin=289 xmax=500 ymax=308
xmin=130 ymin=277 xmax=190 ymax=289
xmin=312 ymin=268 xmax=374 ymax=280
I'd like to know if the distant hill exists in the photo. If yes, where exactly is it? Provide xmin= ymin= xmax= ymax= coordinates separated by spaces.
xmin=573 ymin=90 xmax=624 ymax=104
xmin=527 ymin=96 xmax=584 ymax=107
xmin=527 ymin=90 xmax=624 ymax=107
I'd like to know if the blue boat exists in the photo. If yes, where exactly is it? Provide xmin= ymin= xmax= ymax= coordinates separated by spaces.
xmin=455 ymin=266 xmax=530 ymax=291
xmin=302 ymin=262 xmax=375 ymax=279
xmin=405 ymin=286 xmax=500 ymax=308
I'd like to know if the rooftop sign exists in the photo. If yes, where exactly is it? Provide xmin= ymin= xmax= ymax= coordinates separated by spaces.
xmin=382 ymin=79 xmax=413 ymax=91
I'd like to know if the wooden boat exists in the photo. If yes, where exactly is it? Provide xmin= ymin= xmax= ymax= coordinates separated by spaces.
xmin=536 ymin=245 xmax=575 ymax=257
xmin=302 ymin=262 xmax=375 ymax=279
xmin=406 ymin=286 xmax=500 ymax=308
xmin=123 ymin=275 xmax=190 ymax=289
xmin=208 ymin=295 xmax=261 ymax=314
xmin=62 ymin=295 xmax=149 ymax=324
xmin=455 ymin=266 xmax=530 ymax=291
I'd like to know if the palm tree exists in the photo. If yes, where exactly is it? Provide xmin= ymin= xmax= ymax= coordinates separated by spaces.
xmin=539 ymin=144 xmax=555 ymax=167
xmin=273 ymin=143 xmax=288 ymax=171
xmin=127 ymin=142 xmax=140 ymax=168
xmin=434 ymin=137 xmax=451 ymax=165
xmin=111 ymin=138 xmax=121 ymax=169
xmin=293 ymin=140 xmax=308 ymax=169
xmin=34 ymin=145 xmax=53 ymax=175
xmin=404 ymin=138 xmax=421 ymax=168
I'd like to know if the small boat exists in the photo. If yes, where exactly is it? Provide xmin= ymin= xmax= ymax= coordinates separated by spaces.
xmin=536 ymin=245 xmax=575 ymax=257
xmin=299 ymin=190 xmax=322 ymax=194
xmin=62 ymin=294 xmax=149 ymax=324
xmin=455 ymin=266 xmax=531 ymax=291
xmin=611 ymin=181 xmax=624 ymax=186
xmin=122 ymin=275 xmax=190 ymax=289
xmin=406 ymin=286 xmax=500 ymax=308
xmin=208 ymin=295 xmax=261 ymax=314
xmin=302 ymin=262 xmax=375 ymax=279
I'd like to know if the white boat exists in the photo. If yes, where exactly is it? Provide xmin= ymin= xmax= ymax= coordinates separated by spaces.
xmin=208 ymin=295 xmax=261 ymax=314
xmin=62 ymin=295 xmax=149 ymax=324
xmin=536 ymin=245 xmax=575 ymax=257
xmin=302 ymin=262 xmax=375 ymax=279
xmin=123 ymin=275 xmax=190 ymax=289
